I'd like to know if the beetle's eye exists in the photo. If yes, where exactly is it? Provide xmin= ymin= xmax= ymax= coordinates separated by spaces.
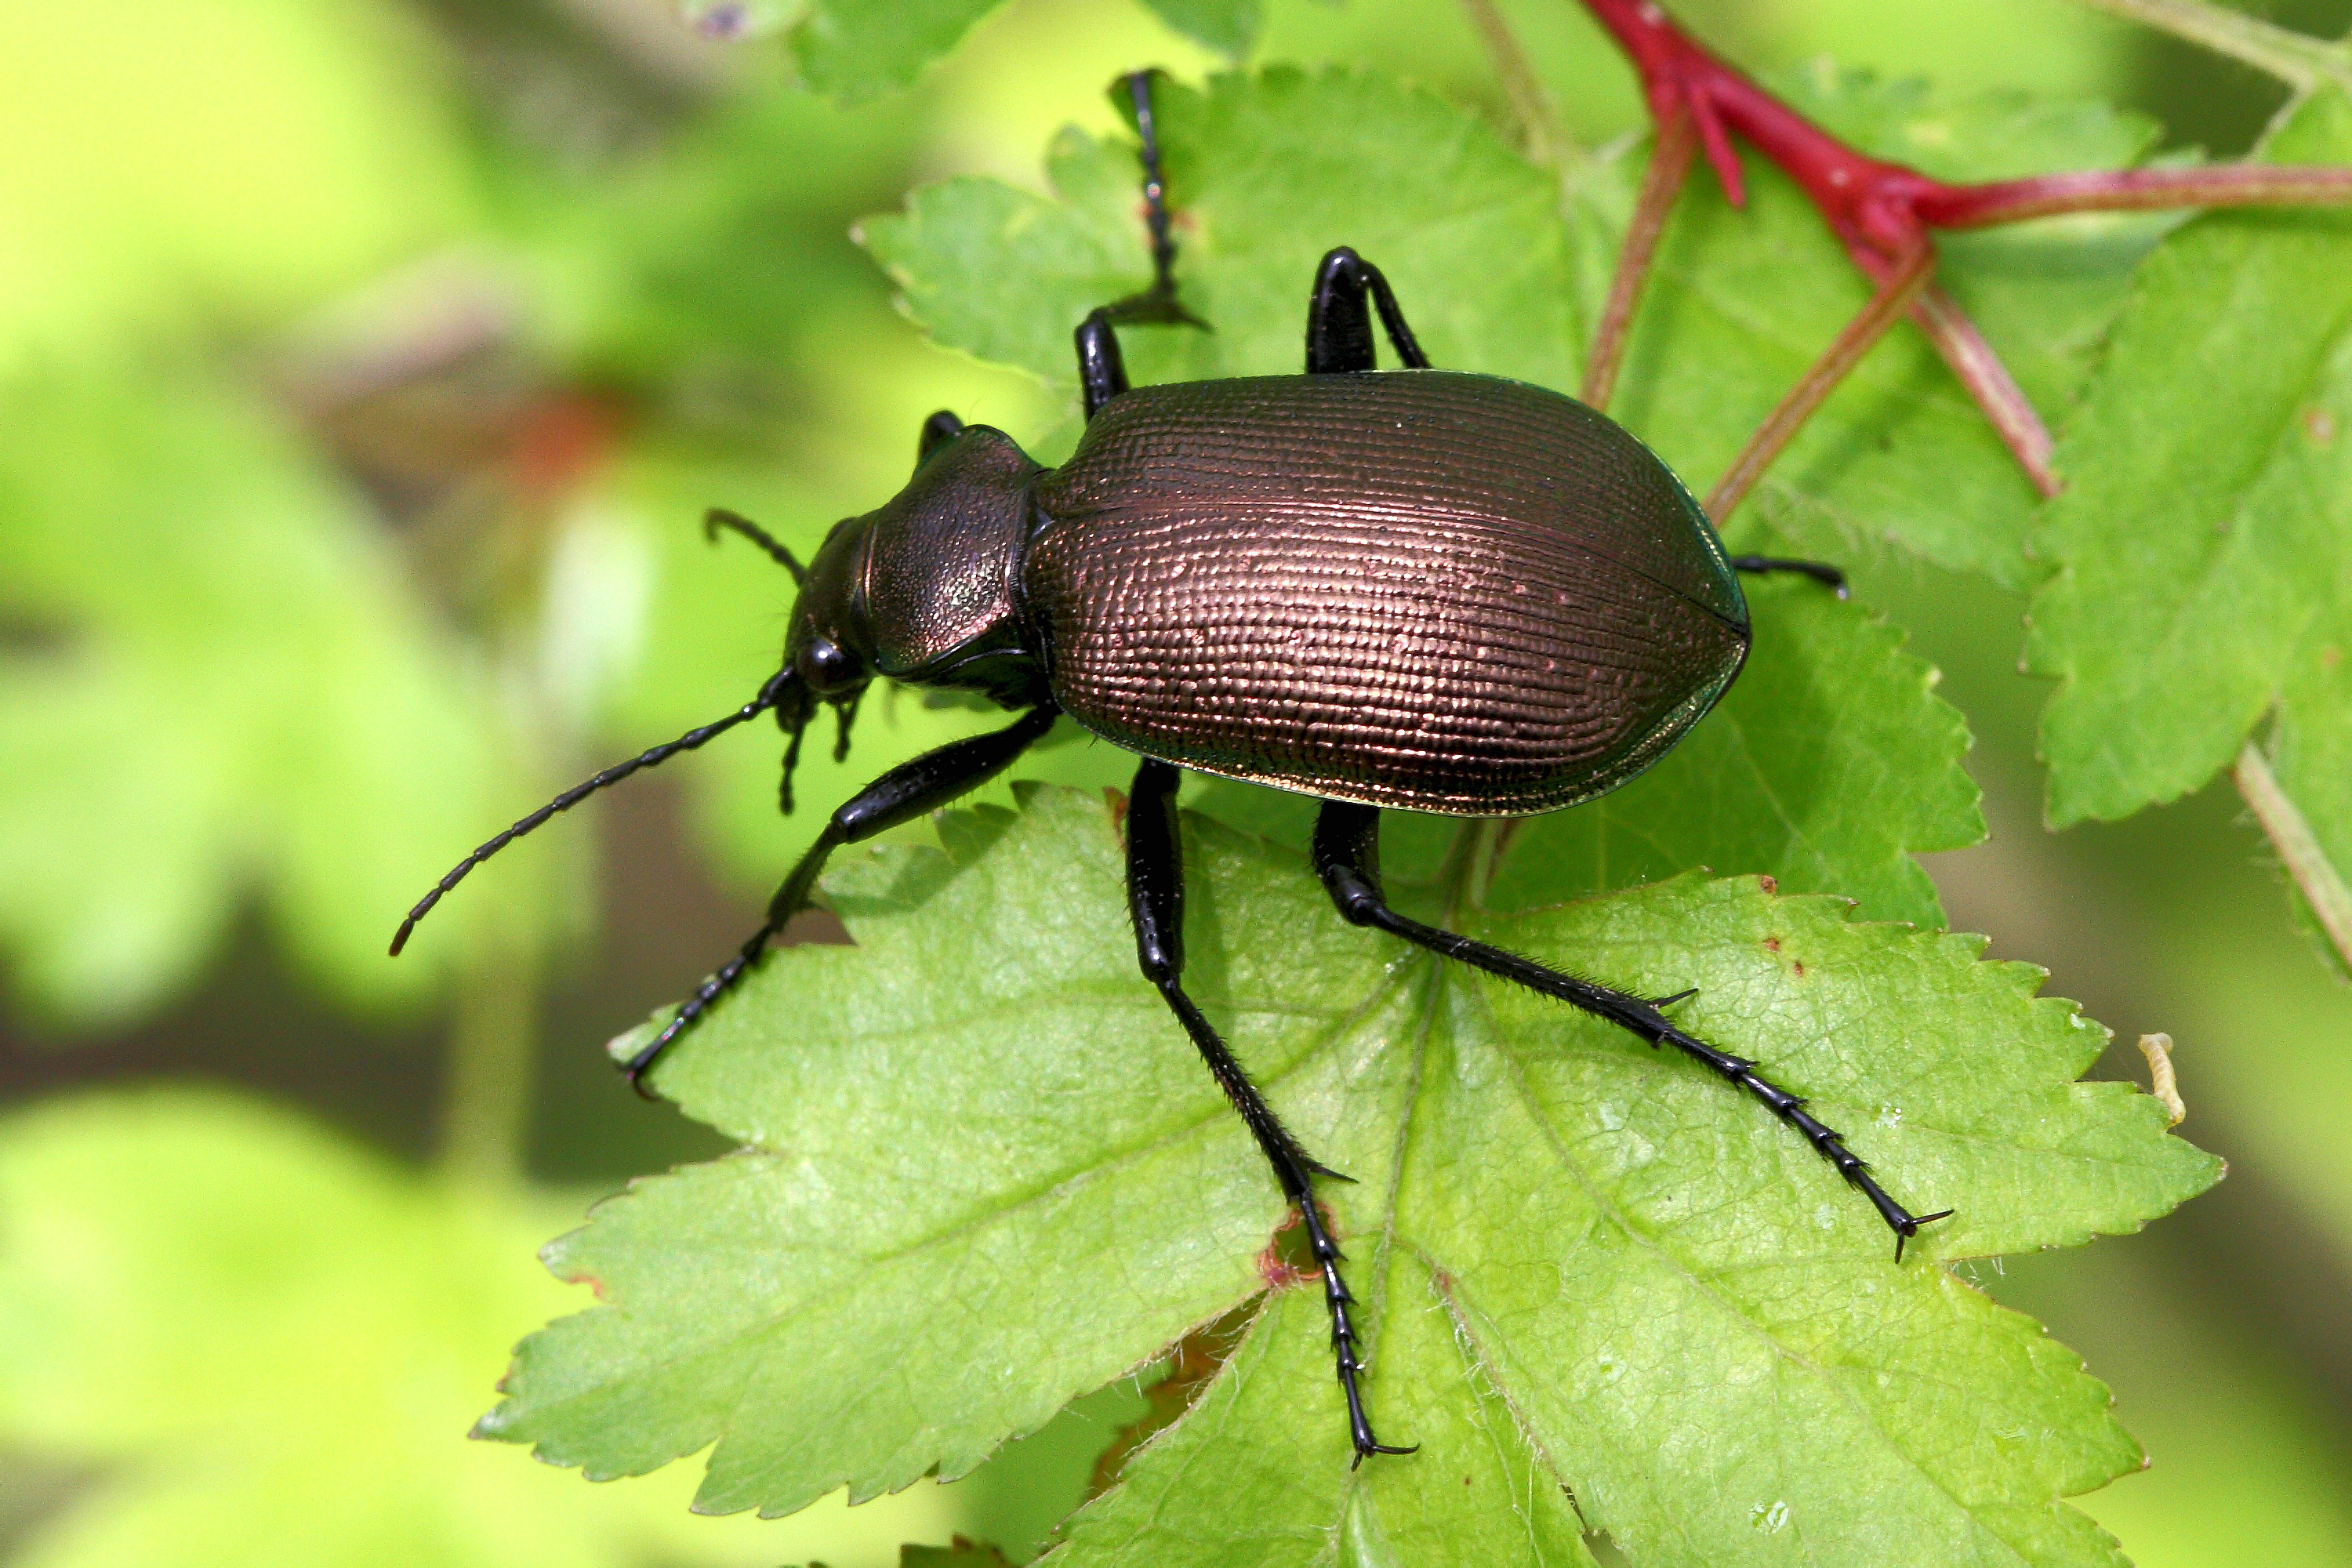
xmin=799 ymin=636 xmax=857 ymax=694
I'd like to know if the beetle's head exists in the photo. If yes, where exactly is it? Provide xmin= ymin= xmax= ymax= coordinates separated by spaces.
xmin=768 ymin=513 xmax=879 ymax=809
xmin=782 ymin=516 xmax=876 ymax=705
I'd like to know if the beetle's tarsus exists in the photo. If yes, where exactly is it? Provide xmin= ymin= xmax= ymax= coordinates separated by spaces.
xmin=1651 ymin=985 xmax=1700 ymax=1008
xmin=1894 ymin=1208 xmax=1956 ymax=1263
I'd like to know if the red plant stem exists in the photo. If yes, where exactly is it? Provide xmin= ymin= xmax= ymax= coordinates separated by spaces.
xmin=1920 ymin=163 xmax=2352 ymax=227
xmin=1705 ymin=244 xmax=1936 ymax=523
xmin=1583 ymin=105 xmax=1699 ymax=411
xmin=1572 ymin=0 xmax=2352 ymax=496
xmin=1576 ymin=0 xmax=1944 ymax=263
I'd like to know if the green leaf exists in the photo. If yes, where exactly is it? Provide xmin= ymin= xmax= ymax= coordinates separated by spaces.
xmin=0 ymin=369 xmax=524 ymax=1026
xmin=2027 ymin=88 xmax=2352 ymax=949
xmin=484 ymin=787 xmax=2214 ymax=1565
xmin=791 ymin=0 xmax=1004 ymax=103
xmin=1136 ymin=0 xmax=1261 ymax=60
xmin=0 ymin=1089 xmax=956 ymax=1567
xmin=863 ymin=68 xmax=1584 ymax=401
xmin=861 ymin=67 xmax=1987 ymax=924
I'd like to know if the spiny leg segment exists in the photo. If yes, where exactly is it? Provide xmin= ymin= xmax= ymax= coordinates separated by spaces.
xmin=1125 ymin=759 xmax=1414 ymax=1466
xmin=1310 ymin=800 xmax=1952 ymax=1260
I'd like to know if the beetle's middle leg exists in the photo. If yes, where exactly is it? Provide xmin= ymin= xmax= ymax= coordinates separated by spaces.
xmin=1124 ymin=757 xmax=1414 ymax=1467
xmin=1310 ymin=799 xmax=1953 ymax=1260
xmin=1304 ymin=248 xmax=1430 ymax=374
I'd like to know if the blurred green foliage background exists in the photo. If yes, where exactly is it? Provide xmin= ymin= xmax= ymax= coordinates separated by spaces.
xmin=0 ymin=1 xmax=2347 ymax=1564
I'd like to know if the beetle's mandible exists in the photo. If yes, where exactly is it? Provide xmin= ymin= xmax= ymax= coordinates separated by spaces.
xmin=394 ymin=71 xmax=1947 ymax=1466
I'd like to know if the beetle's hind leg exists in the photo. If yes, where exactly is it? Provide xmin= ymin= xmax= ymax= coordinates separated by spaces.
xmin=1125 ymin=759 xmax=1414 ymax=1466
xmin=1730 ymin=554 xmax=1849 ymax=598
xmin=1074 ymin=71 xmax=1209 ymax=422
xmin=1310 ymin=800 xmax=1953 ymax=1260
xmin=1305 ymin=248 xmax=1431 ymax=374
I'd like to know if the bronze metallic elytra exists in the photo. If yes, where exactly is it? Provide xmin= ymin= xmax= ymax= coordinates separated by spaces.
xmin=398 ymin=67 xmax=1971 ymax=1465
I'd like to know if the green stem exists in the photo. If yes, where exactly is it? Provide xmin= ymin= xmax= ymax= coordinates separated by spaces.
xmin=438 ymin=927 xmax=541 ymax=1186
xmin=2232 ymin=739 xmax=2352 ymax=976
xmin=1459 ymin=0 xmax=1576 ymax=165
xmin=2066 ymin=0 xmax=2351 ymax=93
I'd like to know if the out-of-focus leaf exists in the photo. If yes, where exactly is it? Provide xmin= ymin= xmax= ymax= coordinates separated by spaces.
xmin=898 ymin=1540 xmax=1018 ymax=1567
xmin=0 ymin=1089 xmax=959 ymax=1568
xmin=2027 ymin=88 xmax=2352 ymax=959
xmin=0 ymin=0 xmax=474 ymax=367
xmin=792 ymin=0 xmax=1004 ymax=102
xmin=484 ymin=787 xmax=2213 ymax=1565
xmin=862 ymin=67 xmax=1984 ymax=923
xmin=1136 ymin=0 xmax=1261 ymax=60
xmin=0 ymin=372 xmax=517 ymax=1025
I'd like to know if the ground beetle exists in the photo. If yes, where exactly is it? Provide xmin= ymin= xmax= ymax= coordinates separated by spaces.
xmin=395 ymin=73 xmax=1948 ymax=1466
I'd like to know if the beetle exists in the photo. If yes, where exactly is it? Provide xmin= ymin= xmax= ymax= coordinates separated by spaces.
xmin=393 ymin=73 xmax=1945 ymax=1465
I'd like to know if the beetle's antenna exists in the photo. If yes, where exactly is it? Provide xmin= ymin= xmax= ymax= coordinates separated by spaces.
xmin=705 ymin=508 xmax=806 ymax=586
xmin=389 ymin=667 xmax=800 ymax=956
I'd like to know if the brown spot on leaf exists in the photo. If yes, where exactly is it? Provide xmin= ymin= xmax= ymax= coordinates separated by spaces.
xmin=1791 ymin=961 xmax=1806 ymax=978
xmin=1762 ymin=936 xmax=1781 ymax=953
xmin=2304 ymin=406 xmax=2338 ymax=446
xmin=1758 ymin=874 xmax=1778 ymax=895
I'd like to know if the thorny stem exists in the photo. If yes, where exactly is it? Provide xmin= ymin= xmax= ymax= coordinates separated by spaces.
xmin=1461 ymin=0 xmax=1567 ymax=164
xmin=1582 ymin=105 xmax=1697 ymax=410
xmin=1704 ymin=244 xmax=1936 ymax=522
xmin=1569 ymin=0 xmax=2352 ymax=495
xmin=2064 ymin=0 xmax=2352 ymax=94
xmin=2233 ymin=739 xmax=2352 ymax=976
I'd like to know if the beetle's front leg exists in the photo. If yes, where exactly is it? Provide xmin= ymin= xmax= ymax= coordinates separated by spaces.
xmin=622 ymin=704 xmax=1061 ymax=1091
xmin=1125 ymin=758 xmax=1413 ymax=1467
xmin=1310 ymin=800 xmax=1952 ymax=1259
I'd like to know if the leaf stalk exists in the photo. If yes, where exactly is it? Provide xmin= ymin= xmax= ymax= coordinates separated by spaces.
xmin=2232 ymin=739 xmax=2352 ymax=976
xmin=2063 ymin=0 xmax=2352 ymax=95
